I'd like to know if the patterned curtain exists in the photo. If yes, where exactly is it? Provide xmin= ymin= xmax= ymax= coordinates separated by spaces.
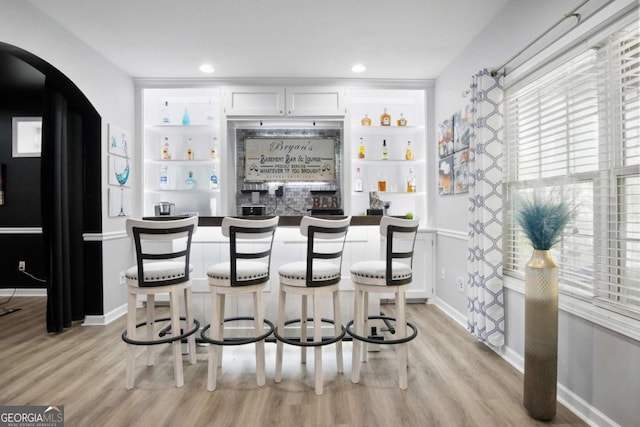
xmin=466 ymin=69 xmax=505 ymax=349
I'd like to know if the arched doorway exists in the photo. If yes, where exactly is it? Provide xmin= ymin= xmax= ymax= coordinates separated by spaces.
xmin=0 ymin=43 xmax=102 ymax=332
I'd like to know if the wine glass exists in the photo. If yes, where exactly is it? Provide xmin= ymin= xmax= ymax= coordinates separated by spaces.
xmin=114 ymin=158 xmax=130 ymax=216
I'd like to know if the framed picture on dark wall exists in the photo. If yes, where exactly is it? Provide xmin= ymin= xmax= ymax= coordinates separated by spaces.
xmin=12 ymin=117 xmax=42 ymax=158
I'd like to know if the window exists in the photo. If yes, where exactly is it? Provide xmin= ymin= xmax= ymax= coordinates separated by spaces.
xmin=504 ymin=21 xmax=640 ymax=320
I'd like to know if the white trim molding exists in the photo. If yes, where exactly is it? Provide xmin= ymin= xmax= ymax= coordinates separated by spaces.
xmin=435 ymin=228 xmax=468 ymax=241
xmin=0 ymin=288 xmax=46 ymax=296
xmin=0 ymin=227 xmax=42 ymax=234
xmin=83 ymin=230 xmax=128 ymax=242
xmin=83 ymin=303 xmax=127 ymax=326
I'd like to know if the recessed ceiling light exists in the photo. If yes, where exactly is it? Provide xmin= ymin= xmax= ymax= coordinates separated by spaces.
xmin=351 ymin=64 xmax=366 ymax=73
xmin=199 ymin=63 xmax=215 ymax=73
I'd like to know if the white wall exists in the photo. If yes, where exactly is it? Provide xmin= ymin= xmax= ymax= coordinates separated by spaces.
xmin=432 ymin=1 xmax=640 ymax=426
xmin=0 ymin=0 xmax=136 ymax=315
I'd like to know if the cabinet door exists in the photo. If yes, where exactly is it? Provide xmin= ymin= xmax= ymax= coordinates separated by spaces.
xmin=224 ymin=86 xmax=285 ymax=116
xmin=285 ymin=86 xmax=345 ymax=116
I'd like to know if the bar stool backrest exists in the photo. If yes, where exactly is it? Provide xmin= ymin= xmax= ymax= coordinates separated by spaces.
xmin=222 ymin=216 xmax=279 ymax=287
xmin=126 ymin=216 xmax=198 ymax=288
xmin=300 ymin=216 xmax=351 ymax=288
xmin=380 ymin=216 xmax=420 ymax=286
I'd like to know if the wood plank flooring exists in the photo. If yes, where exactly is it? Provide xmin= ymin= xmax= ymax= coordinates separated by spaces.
xmin=0 ymin=297 xmax=586 ymax=426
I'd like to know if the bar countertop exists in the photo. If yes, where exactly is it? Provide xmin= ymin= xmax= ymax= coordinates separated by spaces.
xmin=144 ymin=215 xmax=390 ymax=227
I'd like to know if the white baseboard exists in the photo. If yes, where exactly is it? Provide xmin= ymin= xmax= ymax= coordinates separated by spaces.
xmin=433 ymin=298 xmax=618 ymax=427
xmin=0 ymin=288 xmax=46 ymax=296
xmin=83 ymin=303 xmax=127 ymax=326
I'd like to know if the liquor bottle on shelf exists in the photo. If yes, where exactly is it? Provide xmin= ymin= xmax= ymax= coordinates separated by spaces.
xmin=377 ymin=171 xmax=387 ymax=192
xmin=182 ymin=107 xmax=191 ymax=126
xmin=381 ymin=139 xmax=388 ymax=160
xmin=209 ymin=165 xmax=219 ymax=190
xmin=184 ymin=170 xmax=197 ymax=189
xmin=354 ymin=167 xmax=363 ymax=192
xmin=361 ymin=114 xmax=371 ymax=126
xmin=159 ymin=165 xmax=170 ymax=190
xmin=405 ymin=140 xmax=413 ymax=160
xmin=406 ymin=168 xmax=416 ymax=193
xmin=210 ymin=136 xmax=218 ymax=159
xmin=358 ymin=137 xmax=366 ymax=159
xmin=161 ymin=137 xmax=171 ymax=160
xmin=397 ymin=113 xmax=407 ymax=126
xmin=206 ymin=99 xmax=214 ymax=122
xmin=186 ymin=138 xmax=194 ymax=160
xmin=380 ymin=108 xmax=391 ymax=126
xmin=161 ymin=101 xmax=171 ymax=124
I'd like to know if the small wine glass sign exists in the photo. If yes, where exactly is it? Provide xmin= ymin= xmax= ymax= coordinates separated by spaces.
xmin=107 ymin=123 xmax=132 ymax=217
xmin=107 ymin=124 xmax=130 ymax=158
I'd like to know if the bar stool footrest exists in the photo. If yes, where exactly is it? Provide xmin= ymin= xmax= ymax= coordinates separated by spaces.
xmin=122 ymin=317 xmax=200 ymax=346
xmin=200 ymin=316 xmax=275 ymax=346
xmin=345 ymin=316 xmax=417 ymax=345
xmin=274 ymin=317 xmax=346 ymax=347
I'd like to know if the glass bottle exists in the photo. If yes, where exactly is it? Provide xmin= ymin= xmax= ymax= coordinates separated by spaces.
xmin=206 ymin=99 xmax=214 ymax=122
xmin=358 ymin=137 xmax=366 ymax=159
xmin=184 ymin=170 xmax=197 ymax=189
xmin=377 ymin=171 xmax=387 ymax=192
xmin=406 ymin=168 xmax=416 ymax=193
xmin=161 ymin=101 xmax=171 ymax=124
xmin=159 ymin=165 xmax=170 ymax=190
xmin=380 ymin=108 xmax=391 ymax=126
xmin=405 ymin=140 xmax=414 ymax=160
xmin=161 ymin=137 xmax=171 ymax=160
xmin=381 ymin=139 xmax=388 ymax=160
xmin=210 ymin=136 xmax=218 ymax=159
xmin=186 ymin=138 xmax=194 ymax=160
xmin=182 ymin=107 xmax=191 ymax=126
xmin=361 ymin=114 xmax=371 ymax=126
xmin=354 ymin=167 xmax=363 ymax=192
xmin=397 ymin=113 xmax=407 ymax=126
xmin=209 ymin=165 xmax=219 ymax=189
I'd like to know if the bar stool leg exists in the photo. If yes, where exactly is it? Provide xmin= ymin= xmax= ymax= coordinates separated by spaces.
xmin=170 ymin=289 xmax=184 ymax=388
xmin=146 ymin=294 xmax=155 ymax=367
xmin=275 ymin=287 xmax=286 ymax=383
xmin=313 ymin=291 xmax=323 ymax=395
xmin=397 ymin=287 xmax=408 ymax=390
xmin=362 ymin=291 xmax=369 ymax=362
xmin=333 ymin=287 xmax=343 ymax=374
xmin=184 ymin=287 xmax=197 ymax=365
xmin=216 ymin=293 xmax=225 ymax=367
xmin=207 ymin=290 xmax=221 ymax=391
xmin=351 ymin=287 xmax=362 ymax=384
xmin=125 ymin=290 xmax=137 ymax=390
xmin=301 ymin=294 xmax=307 ymax=364
xmin=254 ymin=290 xmax=266 ymax=387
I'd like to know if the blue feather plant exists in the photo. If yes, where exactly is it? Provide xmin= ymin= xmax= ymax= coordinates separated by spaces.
xmin=516 ymin=194 xmax=572 ymax=250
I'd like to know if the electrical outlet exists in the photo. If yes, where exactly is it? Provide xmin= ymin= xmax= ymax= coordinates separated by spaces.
xmin=457 ymin=277 xmax=465 ymax=293
xmin=440 ymin=268 xmax=446 ymax=280
xmin=275 ymin=185 xmax=284 ymax=197
xmin=18 ymin=261 xmax=26 ymax=272
xmin=119 ymin=271 xmax=126 ymax=286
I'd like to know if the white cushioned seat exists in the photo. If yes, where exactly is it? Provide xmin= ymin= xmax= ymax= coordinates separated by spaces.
xmin=350 ymin=260 xmax=412 ymax=286
xmin=278 ymin=261 xmax=341 ymax=287
xmin=207 ymin=260 xmax=269 ymax=286
xmin=126 ymin=262 xmax=194 ymax=286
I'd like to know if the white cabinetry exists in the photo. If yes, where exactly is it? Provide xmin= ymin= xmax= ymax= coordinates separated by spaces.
xmin=224 ymin=86 xmax=345 ymax=116
xmin=346 ymin=89 xmax=427 ymax=225
xmin=142 ymin=88 xmax=222 ymax=217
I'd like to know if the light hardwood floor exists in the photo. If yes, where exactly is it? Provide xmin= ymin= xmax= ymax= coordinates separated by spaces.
xmin=0 ymin=297 xmax=586 ymax=427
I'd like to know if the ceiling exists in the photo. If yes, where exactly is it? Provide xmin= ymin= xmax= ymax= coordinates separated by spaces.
xmin=28 ymin=0 xmax=511 ymax=81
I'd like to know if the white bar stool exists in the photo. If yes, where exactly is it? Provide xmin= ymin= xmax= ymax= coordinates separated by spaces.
xmin=274 ymin=216 xmax=350 ymax=395
xmin=122 ymin=216 xmax=199 ymax=389
xmin=200 ymin=216 xmax=279 ymax=391
xmin=347 ymin=216 xmax=419 ymax=390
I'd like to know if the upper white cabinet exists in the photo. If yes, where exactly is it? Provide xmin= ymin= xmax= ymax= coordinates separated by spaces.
xmin=224 ymin=86 xmax=285 ymax=116
xmin=224 ymin=86 xmax=345 ymax=117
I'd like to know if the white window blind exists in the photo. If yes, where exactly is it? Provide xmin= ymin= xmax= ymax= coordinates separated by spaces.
xmin=504 ymin=21 xmax=640 ymax=320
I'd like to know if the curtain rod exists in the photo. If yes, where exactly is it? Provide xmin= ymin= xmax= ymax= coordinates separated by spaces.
xmin=491 ymin=0 xmax=590 ymax=77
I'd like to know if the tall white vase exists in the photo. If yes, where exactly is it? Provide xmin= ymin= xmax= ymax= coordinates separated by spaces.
xmin=523 ymin=249 xmax=558 ymax=421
